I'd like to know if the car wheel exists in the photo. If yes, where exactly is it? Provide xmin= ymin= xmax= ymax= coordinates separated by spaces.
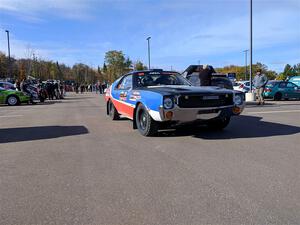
xmin=108 ymin=100 xmax=120 ymax=120
xmin=274 ymin=92 xmax=282 ymax=101
xmin=135 ymin=104 xmax=159 ymax=136
xmin=31 ymin=100 xmax=37 ymax=105
xmin=207 ymin=116 xmax=231 ymax=130
xmin=7 ymin=95 xmax=19 ymax=106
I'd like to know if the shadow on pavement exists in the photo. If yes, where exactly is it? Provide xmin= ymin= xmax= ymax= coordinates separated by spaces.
xmin=159 ymin=115 xmax=300 ymax=139
xmin=64 ymin=96 xmax=95 ymax=100
xmin=0 ymin=126 xmax=89 ymax=143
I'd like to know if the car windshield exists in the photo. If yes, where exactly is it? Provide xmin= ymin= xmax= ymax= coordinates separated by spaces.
xmin=211 ymin=78 xmax=233 ymax=89
xmin=136 ymin=71 xmax=191 ymax=87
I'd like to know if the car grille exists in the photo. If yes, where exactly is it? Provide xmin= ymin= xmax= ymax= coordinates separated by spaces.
xmin=177 ymin=94 xmax=233 ymax=108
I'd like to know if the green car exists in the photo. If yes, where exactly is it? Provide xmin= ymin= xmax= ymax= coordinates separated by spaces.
xmin=263 ymin=81 xmax=300 ymax=100
xmin=0 ymin=87 xmax=31 ymax=106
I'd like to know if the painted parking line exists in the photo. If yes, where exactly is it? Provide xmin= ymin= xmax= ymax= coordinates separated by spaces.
xmin=247 ymin=110 xmax=300 ymax=114
xmin=0 ymin=115 xmax=24 ymax=118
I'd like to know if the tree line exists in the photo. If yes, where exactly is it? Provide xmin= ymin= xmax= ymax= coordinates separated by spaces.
xmin=216 ymin=62 xmax=300 ymax=81
xmin=0 ymin=50 xmax=299 ymax=83
xmin=0 ymin=50 xmax=147 ymax=84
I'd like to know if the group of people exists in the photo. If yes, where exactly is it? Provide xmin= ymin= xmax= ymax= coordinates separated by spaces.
xmin=43 ymin=80 xmax=65 ymax=100
xmin=74 ymin=82 xmax=108 ymax=94
xmin=10 ymin=78 xmax=65 ymax=102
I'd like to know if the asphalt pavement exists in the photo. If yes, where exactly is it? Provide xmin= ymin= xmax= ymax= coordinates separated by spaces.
xmin=0 ymin=93 xmax=299 ymax=225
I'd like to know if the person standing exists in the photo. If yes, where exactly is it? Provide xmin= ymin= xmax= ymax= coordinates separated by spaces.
xmin=253 ymin=69 xmax=268 ymax=105
xmin=15 ymin=79 xmax=21 ymax=91
xmin=198 ymin=65 xmax=215 ymax=86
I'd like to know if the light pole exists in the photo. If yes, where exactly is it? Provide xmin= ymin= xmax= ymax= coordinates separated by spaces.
xmin=146 ymin=37 xmax=151 ymax=69
xmin=249 ymin=0 xmax=253 ymax=91
xmin=5 ymin=30 xmax=11 ymax=78
xmin=243 ymin=50 xmax=249 ymax=80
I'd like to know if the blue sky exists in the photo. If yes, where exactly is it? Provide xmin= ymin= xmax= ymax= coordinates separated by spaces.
xmin=0 ymin=0 xmax=299 ymax=72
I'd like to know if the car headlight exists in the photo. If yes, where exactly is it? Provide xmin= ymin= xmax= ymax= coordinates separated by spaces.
xmin=234 ymin=95 xmax=243 ymax=105
xmin=163 ymin=97 xmax=174 ymax=109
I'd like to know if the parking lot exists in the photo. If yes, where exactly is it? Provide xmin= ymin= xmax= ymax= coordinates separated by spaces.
xmin=0 ymin=93 xmax=299 ymax=225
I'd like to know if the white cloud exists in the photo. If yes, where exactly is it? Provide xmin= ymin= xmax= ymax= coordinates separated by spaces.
xmin=155 ymin=5 xmax=300 ymax=59
xmin=0 ymin=0 xmax=93 ymax=21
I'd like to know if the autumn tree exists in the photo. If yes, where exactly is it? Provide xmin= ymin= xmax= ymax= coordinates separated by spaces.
xmin=104 ymin=50 xmax=132 ymax=82
xmin=133 ymin=60 xmax=147 ymax=70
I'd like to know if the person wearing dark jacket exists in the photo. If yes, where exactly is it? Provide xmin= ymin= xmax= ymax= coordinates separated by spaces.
xmin=198 ymin=65 xmax=215 ymax=86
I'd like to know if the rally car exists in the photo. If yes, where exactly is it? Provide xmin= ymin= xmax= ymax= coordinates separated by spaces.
xmin=105 ymin=69 xmax=245 ymax=136
xmin=0 ymin=87 xmax=31 ymax=106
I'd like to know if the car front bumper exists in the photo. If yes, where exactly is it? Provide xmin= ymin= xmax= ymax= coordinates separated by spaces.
xmin=150 ymin=103 xmax=245 ymax=123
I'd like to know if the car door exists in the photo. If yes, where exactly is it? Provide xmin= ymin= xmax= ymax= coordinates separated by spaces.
xmin=286 ymin=82 xmax=299 ymax=98
xmin=0 ymin=88 xmax=6 ymax=104
xmin=278 ymin=82 xmax=288 ymax=98
xmin=113 ymin=75 xmax=134 ymax=118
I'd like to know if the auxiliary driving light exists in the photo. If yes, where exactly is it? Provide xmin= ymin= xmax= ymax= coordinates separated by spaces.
xmin=232 ymin=106 xmax=241 ymax=114
xmin=165 ymin=111 xmax=173 ymax=120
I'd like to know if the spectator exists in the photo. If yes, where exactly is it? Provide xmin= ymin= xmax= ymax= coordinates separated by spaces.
xmin=198 ymin=65 xmax=215 ymax=86
xmin=101 ymin=82 xmax=106 ymax=94
xmin=80 ymin=84 xmax=85 ymax=94
xmin=20 ymin=78 xmax=26 ymax=92
xmin=15 ymin=79 xmax=21 ymax=91
xmin=253 ymin=69 xmax=268 ymax=105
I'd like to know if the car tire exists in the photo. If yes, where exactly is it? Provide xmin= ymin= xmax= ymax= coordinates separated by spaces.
xmin=7 ymin=95 xmax=19 ymax=106
xmin=207 ymin=116 xmax=231 ymax=130
xmin=108 ymin=100 xmax=120 ymax=120
xmin=135 ymin=104 xmax=159 ymax=136
xmin=274 ymin=92 xmax=282 ymax=101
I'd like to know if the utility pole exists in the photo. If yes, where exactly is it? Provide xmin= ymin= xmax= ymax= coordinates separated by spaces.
xmin=5 ymin=30 xmax=12 ymax=78
xmin=243 ymin=50 xmax=249 ymax=80
xmin=249 ymin=0 xmax=253 ymax=91
xmin=146 ymin=37 xmax=151 ymax=69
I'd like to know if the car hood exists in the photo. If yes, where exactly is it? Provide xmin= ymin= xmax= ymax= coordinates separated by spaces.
xmin=136 ymin=85 xmax=235 ymax=95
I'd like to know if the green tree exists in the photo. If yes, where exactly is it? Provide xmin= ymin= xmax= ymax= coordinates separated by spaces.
xmin=133 ymin=60 xmax=147 ymax=70
xmin=216 ymin=62 xmax=277 ymax=80
xmin=104 ymin=50 xmax=132 ymax=82
xmin=277 ymin=64 xmax=297 ymax=81
xmin=293 ymin=63 xmax=300 ymax=75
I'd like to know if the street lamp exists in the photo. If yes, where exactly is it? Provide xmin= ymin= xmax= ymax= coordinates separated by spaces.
xmin=146 ymin=37 xmax=151 ymax=69
xmin=249 ymin=0 xmax=253 ymax=91
xmin=243 ymin=50 xmax=249 ymax=80
xmin=5 ymin=30 xmax=11 ymax=78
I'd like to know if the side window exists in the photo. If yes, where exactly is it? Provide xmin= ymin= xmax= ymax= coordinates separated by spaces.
xmin=287 ymin=82 xmax=296 ymax=88
xmin=279 ymin=82 xmax=287 ymax=88
xmin=187 ymin=74 xmax=200 ymax=86
xmin=116 ymin=75 xmax=132 ymax=90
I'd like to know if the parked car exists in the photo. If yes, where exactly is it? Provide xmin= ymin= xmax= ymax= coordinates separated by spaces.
xmin=288 ymin=76 xmax=300 ymax=87
xmin=263 ymin=81 xmax=300 ymax=100
xmin=182 ymin=68 xmax=234 ymax=90
xmin=104 ymin=69 xmax=245 ymax=136
xmin=0 ymin=81 xmax=16 ymax=90
xmin=233 ymin=81 xmax=253 ymax=93
xmin=211 ymin=75 xmax=234 ymax=90
xmin=0 ymin=87 xmax=30 ymax=106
